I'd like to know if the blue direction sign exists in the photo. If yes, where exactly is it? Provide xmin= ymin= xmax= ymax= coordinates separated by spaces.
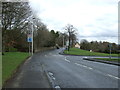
xmin=27 ymin=34 xmax=32 ymax=42
xmin=27 ymin=37 xmax=32 ymax=42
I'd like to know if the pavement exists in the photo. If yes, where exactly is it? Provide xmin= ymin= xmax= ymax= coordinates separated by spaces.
xmin=3 ymin=48 xmax=120 ymax=89
xmin=3 ymin=52 xmax=51 ymax=88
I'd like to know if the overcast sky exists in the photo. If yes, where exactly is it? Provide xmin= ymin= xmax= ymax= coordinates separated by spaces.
xmin=29 ymin=0 xmax=119 ymax=44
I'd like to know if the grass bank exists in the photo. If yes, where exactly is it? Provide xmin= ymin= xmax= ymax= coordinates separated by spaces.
xmin=2 ymin=52 xmax=29 ymax=85
xmin=64 ymin=48 xmax=118 ymax=57
xmin=94 ymin=58 xmax=119 ymax=62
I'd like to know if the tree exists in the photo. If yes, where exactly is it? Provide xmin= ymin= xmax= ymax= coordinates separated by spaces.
xmin=2 ymin=2 xmax=32 ymax=53
xmin=64 ymin=24 xmax=77 ymax=51
xmin=49 ymin=30 xmax=60 ymax=46
xmin=80 ymin=39 xmax=90 ymax=50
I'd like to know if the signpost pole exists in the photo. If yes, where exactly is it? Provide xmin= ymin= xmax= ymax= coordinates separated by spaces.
xmin=110 ymin=45 xmax=111 ymax=59
xmin=109 ymin=43 xmax=112 ymax=60
xmin=32 ymin=22 xmax=33 ymax=55
xmin=29 ymin=42 xmax=31 ymax=55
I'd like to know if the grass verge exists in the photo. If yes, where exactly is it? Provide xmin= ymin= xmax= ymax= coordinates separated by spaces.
xmin=94 ymin=58 xmax=119 ymax=62
xmin=2 ymin=52 xmax=29 ymax=85
xmin=64 ymin=48 xmax=118 ymax=57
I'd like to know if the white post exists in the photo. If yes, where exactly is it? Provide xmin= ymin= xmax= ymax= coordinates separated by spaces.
xmin=109 ymin=43 xmax=112 ymax=59
xmin=29 ymin=42 xmax=31 ymax=55
xmin=32 ymin=21 xmax=34 ymax=55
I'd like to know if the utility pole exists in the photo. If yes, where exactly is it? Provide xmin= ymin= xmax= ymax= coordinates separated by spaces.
xmin=63 ymin=34 xmax=64 ymax=47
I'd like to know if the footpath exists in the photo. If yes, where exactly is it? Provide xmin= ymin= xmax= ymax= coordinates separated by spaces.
xmin=2 ymin=48 xmax=56 ymax=89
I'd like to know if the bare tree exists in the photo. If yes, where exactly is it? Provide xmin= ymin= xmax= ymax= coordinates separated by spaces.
xmin=2 ymin=2 xmax=32 ymax=53
xmin=64 ymin=24 xmax=77 ymax=51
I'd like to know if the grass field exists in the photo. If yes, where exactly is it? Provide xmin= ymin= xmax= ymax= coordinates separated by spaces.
xmin=64 ymin=48 xmax=118 ymax=57
xmin=95 ymin=58 xmax=119 ymax=62
xmin=2 ymin=52 xmax=29 ymax=85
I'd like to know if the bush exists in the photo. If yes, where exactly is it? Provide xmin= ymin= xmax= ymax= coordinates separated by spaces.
xmin=5 ymin=46 xmax=17 ymax=52
xmin=9 ymin=47 xmax=17 ymax=52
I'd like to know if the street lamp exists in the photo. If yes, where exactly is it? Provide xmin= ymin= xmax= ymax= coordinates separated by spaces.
xmin=31 ymin=17 xmax=35 ymax=55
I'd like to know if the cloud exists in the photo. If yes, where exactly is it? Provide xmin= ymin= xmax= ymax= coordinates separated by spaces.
xmin=29 ymin=0 xmax=118 ymax=43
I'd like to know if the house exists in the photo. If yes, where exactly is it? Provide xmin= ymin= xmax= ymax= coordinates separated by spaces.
xmin=75 ymin=42 xmax=80 ymax=48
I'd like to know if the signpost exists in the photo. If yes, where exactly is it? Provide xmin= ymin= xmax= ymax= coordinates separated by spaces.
xmin=27 ymin=16 xmax=35 ymax=56
xmin=27 ymin=34 xmax=32 ymax=55
xmin=108 ymin=43 xmax=112 ymax=59
xmin=27 ymin=34 xmax=32 ymax=42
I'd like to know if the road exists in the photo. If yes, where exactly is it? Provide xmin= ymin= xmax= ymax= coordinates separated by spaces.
xmin=40 ymin=48 xmax=119 ymax=88
xmin=5 ymin=48 xmax=119 ymax=88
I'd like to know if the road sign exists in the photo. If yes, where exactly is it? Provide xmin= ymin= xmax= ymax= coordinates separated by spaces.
xmin=27 ymin=37 xmax=32 ymax=42
xmin=27 ymin=34 xmax=32 ymax=42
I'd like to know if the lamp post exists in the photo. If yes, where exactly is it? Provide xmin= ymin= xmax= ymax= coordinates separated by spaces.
xmin=31 ymin=17 xmax=35 ymax=55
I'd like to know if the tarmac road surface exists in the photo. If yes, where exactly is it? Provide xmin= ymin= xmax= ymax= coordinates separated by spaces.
xmin=4 ymin=48 xmax=119 ymax=88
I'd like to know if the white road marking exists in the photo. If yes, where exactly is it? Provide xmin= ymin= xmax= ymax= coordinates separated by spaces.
xmin=48 ymin=72 xmax=53 ymax=76
xmin=74 ymin=63 xmax=93 ymax=70
xmin=48 ymin=72 xmax=56 ymax=80
xmin=52 ymin=77 xmax=56 ymax=80
xmin=82 ymin=65 xmax=87 ymax=68
xmin=75 ymin=63 xmax=80 ymax=66
xmin=107 ymin=74 xmax=120 ymax=80
xmin=88 ymin=67 xmax=93 ymax=70
xmin=55 ymin=86 xmax=61 ymax=90
xmin=74 ymin=63 xmax=119 ymax=80
xmin=65 ymin=59 xmax=70 ymax=62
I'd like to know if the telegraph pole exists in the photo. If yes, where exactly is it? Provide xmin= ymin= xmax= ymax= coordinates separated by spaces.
xmin=63 ymin=34 xmax=64 ymax=47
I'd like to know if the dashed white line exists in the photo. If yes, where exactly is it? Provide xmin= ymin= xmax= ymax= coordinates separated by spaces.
xmin=88 ymin=67 xmax=93 ymax=70
xmin=74 ymin=63 xmax=93 ymax=70
xmin=107 ymin=74 xmax=120 ymax=80
xmin=74 ymin=63 xmax=119 ymax=80
xmin=82 ymin=65 xmax=87 ymax=68
xmin=75 ymin=63 xmax=80 ymax=66
xmin=65 ymin=58 xmax=70 ymax=62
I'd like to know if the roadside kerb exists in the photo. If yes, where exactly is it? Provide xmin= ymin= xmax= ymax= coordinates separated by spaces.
xmin=83 ymin=58 xmax=120 ymax=66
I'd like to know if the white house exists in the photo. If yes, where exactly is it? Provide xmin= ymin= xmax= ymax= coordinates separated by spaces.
xmin=75 ymin=42 xmax=80 ymax=48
